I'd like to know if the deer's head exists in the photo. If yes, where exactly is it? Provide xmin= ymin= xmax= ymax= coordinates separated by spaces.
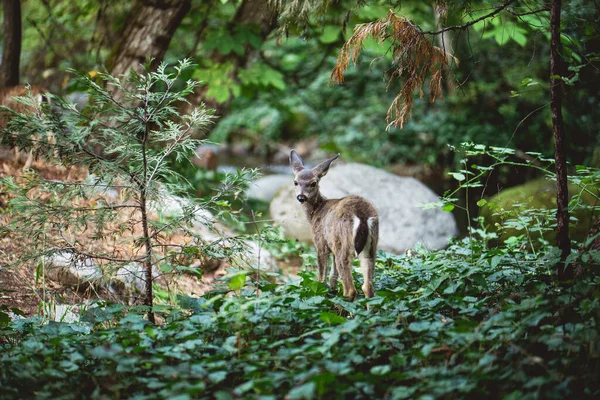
xmin=289 ymin=150 xmax=339 ymax=204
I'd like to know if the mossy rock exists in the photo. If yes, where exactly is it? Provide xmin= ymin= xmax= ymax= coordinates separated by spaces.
xmin=480 ymin=178 xmax=599 ymax=244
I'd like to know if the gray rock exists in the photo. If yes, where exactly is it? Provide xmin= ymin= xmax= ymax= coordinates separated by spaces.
xmin=148 ymin=190 xmax=214 ymax=227
xmin=192 ymin=144 xmax=219 ymax=170
xmin=108 ymin=263 xmax=160 ymax=305
xmin=48 ymin=303 xmax=96 ymax=324
xmin=247 ymin=174 xmax=292 ymax=202
xmin=45 ymin=251 xmax=102 ymax=286
xmin=229 ymin=240 xmax=279 ymax=273
xmin=270 ymin=163 xmax=458 ymax=254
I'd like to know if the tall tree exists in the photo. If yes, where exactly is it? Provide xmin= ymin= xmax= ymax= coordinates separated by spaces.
xmin=549 ymin=0 xmax=572 ymax=280
xmin=0 ymin=0 xmax=22 ymax=88
xmin=107 ymin=0 xmax=191 ymax=99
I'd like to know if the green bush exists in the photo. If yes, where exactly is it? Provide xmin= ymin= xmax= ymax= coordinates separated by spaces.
xmin=1 ymin=234 xmax=598 ymax=399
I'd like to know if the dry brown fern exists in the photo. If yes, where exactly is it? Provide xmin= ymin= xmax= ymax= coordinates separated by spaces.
xmin=330 ymin=10 xmax=458 ymax=130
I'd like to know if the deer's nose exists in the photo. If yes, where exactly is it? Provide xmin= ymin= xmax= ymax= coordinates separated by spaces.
xmin=296 ymin=194 xmax=307 ymax=203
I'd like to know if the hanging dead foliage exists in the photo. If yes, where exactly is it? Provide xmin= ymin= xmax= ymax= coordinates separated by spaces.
xmin=331 ymin=10 xmax=458 ymax=130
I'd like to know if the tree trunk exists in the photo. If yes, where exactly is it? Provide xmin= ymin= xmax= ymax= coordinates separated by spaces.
xmin=139 ymin=190 xmax=155 ymax=324
xmin=550 ymin=0 xmax=573 ymax=280
xmin=0 ymin=0 xmax=22 ymax=88
xmin=107 ymin=0 xmax=191 ymax=100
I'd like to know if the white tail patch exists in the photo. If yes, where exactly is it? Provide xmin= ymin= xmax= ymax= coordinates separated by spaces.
xmin=367 ymin=217 xmax=377 ymax=230
xmin=352 ymin=215 xmax=360 ymax=239
xmin=352 ymin=215 xmax=361 ymax=257
xmin=353 ymin=215 xmax=377 ymax=257
xmin=362 ymin=217 xmax=377 ymax=256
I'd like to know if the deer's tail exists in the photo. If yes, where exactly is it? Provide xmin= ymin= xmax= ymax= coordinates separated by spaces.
xmin=353 ymin=216 xmax=378 ymax=256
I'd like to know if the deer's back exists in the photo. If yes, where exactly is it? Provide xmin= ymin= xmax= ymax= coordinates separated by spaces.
xmin=326 ymin=195 xmax=378 ymax=221
xmin=311 ymin=195 xmax=378 ymax=253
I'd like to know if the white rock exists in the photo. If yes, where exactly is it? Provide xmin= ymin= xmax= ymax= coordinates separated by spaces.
xmin=228 ymin=240 xmax=279 ymax=272
xmin=108 ymin=263 xmax=160 ymax=305
xmin=149 ymin=190 xmax=214 ymax=224
xmin=270 ymin=163 xmax=458 ymax=254
xmin=45 ymin=251 xmax=102 ymax=285
xmin=47 ymin=302 xmax=97 ymax=324
xmin=247 ymin=174 xmax=292 ymax=203
xmin=48 ymin=304 xmax=85 ymax=323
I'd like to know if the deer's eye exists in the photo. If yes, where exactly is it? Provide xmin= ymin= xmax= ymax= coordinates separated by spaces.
xmin=310 ymin=182 xmax=316 ymax=188
xmin=294 ymin=181 xmax=298 ymax=186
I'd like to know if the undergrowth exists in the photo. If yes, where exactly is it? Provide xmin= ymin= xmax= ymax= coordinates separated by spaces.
xmin=1 ymin=231 xmax=599 ymax=399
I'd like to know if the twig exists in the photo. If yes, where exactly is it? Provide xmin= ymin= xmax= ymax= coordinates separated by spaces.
xmin=420 ymin=0 xmax=517 ymax=35
xmin=507 ymin=8 xmax=550 ymax=17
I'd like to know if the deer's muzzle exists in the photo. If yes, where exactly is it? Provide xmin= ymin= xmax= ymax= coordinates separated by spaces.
xmin=296 ymin=194 xmax=307 ymax=203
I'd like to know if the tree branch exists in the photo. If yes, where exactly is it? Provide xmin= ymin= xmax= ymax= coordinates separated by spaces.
xmin=507 ymin=7 xmax=550 ymax=16
xmin=421 ymin=0 xmax=517 ymax=35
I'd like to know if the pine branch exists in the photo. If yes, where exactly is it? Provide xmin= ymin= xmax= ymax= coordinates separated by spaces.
xmin=331 ymin=10 xmax=458 ymax=129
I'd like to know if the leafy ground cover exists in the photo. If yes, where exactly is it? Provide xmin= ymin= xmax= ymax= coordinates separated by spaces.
xmin=1 ymin=233 xmax=598 ymax=399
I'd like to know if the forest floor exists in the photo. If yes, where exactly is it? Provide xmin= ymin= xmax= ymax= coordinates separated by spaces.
xmin=0 ymin=156 xmax=262 ymax=317
xmin=0 ymin=157 xmax=91 ymax=315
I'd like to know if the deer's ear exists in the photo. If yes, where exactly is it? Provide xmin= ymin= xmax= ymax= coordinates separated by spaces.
xmin=290 ymin=150 xmax=305 ymax=173
xmin=313 ymin=154 xmax=339 ymax=178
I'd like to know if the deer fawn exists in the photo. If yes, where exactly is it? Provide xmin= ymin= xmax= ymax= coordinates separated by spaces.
xmin=290 ymin=150 xmax=379 ymax=300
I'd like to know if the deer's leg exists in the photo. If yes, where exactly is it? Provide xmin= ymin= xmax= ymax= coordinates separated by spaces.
xmin=335 ymin=250 xmax=357 ymax=300
xmin=316 ymin=246 xmax=329 ymax=282
xmin=361 ymin=219 xmax=378 ymax=299
xmin=359 ymin=251 xmax=375 ymax=298
xmin=329 ymin=254 xmax=339 ymax=290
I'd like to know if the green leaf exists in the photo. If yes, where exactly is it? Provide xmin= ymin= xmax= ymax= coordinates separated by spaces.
xmin=319 ymin=312 xmax=346 ymax=325
xmin=208 ymin=370 xmax=227 ymax=384
xmin=511 ymin=26 xmax=528 ymax=47
xmin=449 ymin=172 xmax=466 ymax=181
xmin=370 ymin=364 xmax=391 ymax=375
xmin=287 ymin=382 xmax=316 ymax=399
xmin=442 ymin=204 xmax=455 ymax=212
xmin=494 ymin=25 xmax=510 ymax=46
xmin=477 ymin=199 xmax=488 ymax=207
xmin=408 ymin=320 xmax=431 ymax=332
xmin=390 ymin=386 xmax=417 ymax=399
xmin=228 ymin=273 xmax=247 ymax=291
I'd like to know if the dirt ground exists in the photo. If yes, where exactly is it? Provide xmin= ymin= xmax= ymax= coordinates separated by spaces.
xmin=0 ymin=155 xmax=302 ymax=318
xmin=0 ymin=157 xmax=224 ymax=317
xmin=0 ymin=158 xmax=90 ymax=315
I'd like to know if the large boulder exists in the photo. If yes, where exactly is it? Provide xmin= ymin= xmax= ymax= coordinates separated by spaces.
xmin=480 ymin=178 xmax=599 ymax=243
xmin=270 ymin=163 xmax=458 ymax=254
xmin=247 ymin=174 xmax=292 ymax=202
